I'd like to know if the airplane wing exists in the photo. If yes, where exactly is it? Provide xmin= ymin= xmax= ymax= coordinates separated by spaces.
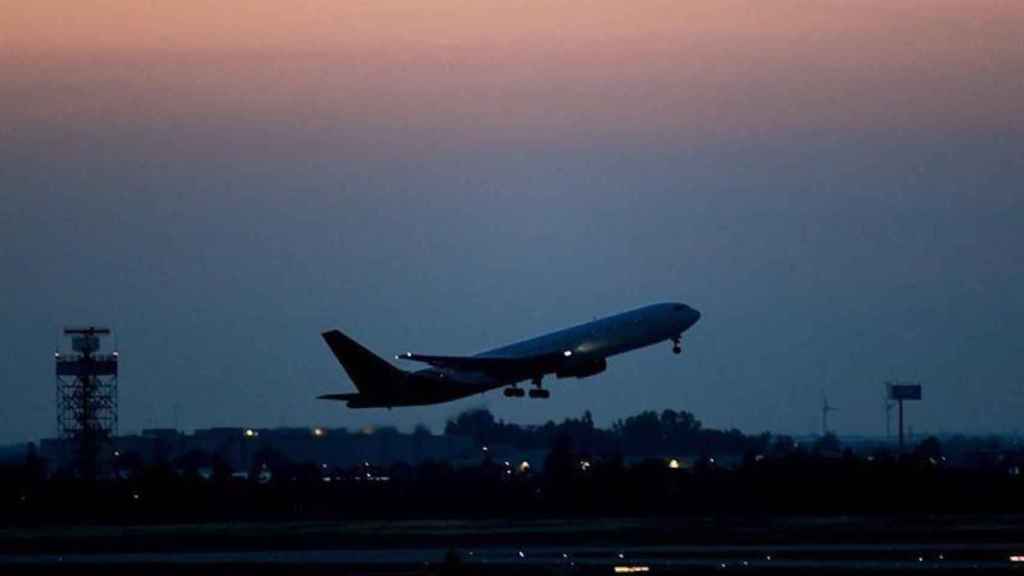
xmin=396 ymin=352 xmax=563 ymax=376
xmin=317 ymin=393 xmax=362 ymax=401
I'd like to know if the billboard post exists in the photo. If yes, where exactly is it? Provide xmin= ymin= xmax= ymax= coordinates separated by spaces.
xmin=886 ymin=382 xmax=922 ymax=452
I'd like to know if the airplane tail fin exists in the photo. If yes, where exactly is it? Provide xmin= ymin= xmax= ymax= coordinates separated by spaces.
xmin=321 ymin=329 xmax=405 ymax=397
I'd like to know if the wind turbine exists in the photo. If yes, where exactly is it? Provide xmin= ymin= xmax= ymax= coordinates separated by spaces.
xmin=821 ymin=391 xmax=838 ymax=436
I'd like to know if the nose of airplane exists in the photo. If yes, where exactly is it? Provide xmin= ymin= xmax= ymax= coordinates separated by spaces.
xmin=672 ymin=303 xmax=700 ymax=329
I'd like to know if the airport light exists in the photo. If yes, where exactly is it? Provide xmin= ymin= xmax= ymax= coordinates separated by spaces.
xmin=668 ymin=458 xmax=681 ymax=469
xmin=244 ymin=428 xmax=257 ymax=438
xmin=312 ymin=427 xmax=325 ymax=437
xmin=519 ymin=460 xmax=530 ymax=473
xmin=580 ymin=460 xmax=591 ymax=471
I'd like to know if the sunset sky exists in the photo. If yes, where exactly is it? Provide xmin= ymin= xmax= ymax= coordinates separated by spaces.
xmin=2 ymin=1 xmax=1022 ymax=442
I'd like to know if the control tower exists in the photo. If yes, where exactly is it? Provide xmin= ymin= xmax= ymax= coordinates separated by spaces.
xmin=55 ymin=327 xmax=118 ymax=479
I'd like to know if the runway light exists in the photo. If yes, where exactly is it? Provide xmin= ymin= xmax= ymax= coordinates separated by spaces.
xmin=519 ymin=461 xmax=530 ymax=473
xmin=580 ymin=460 xmax=591 ymax=471
xmin=563 ymin=350 xmax=573 ymax=357
xmin=614 ymin=566 xmax=649 ymax=574
xmin=668 ymin=458 xmax=681 ymax=469
xmin=244 ymin=428 xmax=257 ymax=438
xmin=1011 ymin=555 xmax=1024 ymax=562
xmin=312 ymin=427 xmax=325 ymax=437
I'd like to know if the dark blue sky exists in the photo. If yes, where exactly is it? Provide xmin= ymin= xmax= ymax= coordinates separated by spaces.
xmin=2 ymin=2 xmax=1023 ymax=443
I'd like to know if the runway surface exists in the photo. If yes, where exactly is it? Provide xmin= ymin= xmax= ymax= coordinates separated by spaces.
xmin=5 ymin=542 xmax=1024 ymax=573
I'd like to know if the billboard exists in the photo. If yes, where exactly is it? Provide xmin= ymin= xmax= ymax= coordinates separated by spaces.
xmin=887 ymin=383 xmax=922 ymax=401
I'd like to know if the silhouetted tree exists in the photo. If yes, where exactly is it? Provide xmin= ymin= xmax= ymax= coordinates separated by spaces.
xmin=445 ymin=409 xmax=498 ymax=443
xmin=815 ymin=432 xmax=842 ymax=453
xmin=914 ymin=436 xmax=943 ymax=461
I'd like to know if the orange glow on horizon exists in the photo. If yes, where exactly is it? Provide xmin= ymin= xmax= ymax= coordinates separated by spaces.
xmin=3 ymin=1 xmax=1022 ymax=146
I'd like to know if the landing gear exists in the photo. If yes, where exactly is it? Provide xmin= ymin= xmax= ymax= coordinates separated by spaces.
xmin=672 ymin=336 xmax=682 ymax=355
xmin=507 ymin=376 xmax=551 ymax=399
xmin=529 ymin=376 xmax=550 ymax=399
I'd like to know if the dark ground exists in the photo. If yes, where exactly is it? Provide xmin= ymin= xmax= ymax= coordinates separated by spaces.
xmin=4 ymin=516 xmax=1024 ymax=574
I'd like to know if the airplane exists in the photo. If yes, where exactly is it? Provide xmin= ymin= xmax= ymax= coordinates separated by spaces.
xmin=318 ymin=302 xmax=700 ymax=408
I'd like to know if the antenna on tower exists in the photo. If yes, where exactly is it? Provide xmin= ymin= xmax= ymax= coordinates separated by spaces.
xmin=821 ymin=390 xmax=838 ymax=436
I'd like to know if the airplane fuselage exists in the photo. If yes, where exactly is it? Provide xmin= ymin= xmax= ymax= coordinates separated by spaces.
xmin=320 ymin=302 xmax=700 ymax=408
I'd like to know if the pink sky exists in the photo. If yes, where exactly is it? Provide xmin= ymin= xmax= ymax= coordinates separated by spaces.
xmin=3 ymin=1 xmax=1022 ymax=145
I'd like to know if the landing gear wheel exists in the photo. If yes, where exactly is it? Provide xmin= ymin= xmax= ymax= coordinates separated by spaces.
xmin=528 ymin=375 xmax=548 ymax=398
xmin=672 ymin=337 xmax=682 ymax=355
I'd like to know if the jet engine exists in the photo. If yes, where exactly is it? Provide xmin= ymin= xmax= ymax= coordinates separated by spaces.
xmin=555 ymin=357 xmax=607 ymax=379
